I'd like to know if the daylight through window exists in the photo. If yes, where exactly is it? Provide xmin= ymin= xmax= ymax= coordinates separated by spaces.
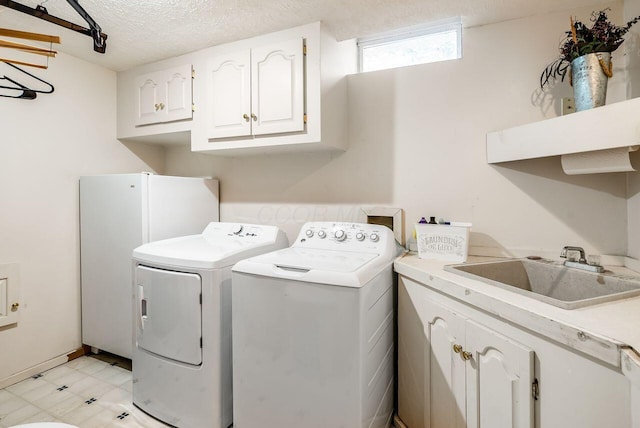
xmin=358 ymin=18 xmax=462 ymax=73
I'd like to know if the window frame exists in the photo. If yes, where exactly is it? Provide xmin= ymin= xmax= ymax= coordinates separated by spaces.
xmin=357 ymin=17 xmax=462 ymax=73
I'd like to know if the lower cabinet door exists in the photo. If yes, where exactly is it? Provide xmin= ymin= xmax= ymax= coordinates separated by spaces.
xmin=465 ymin=319 xmax=535 ymax=428
xmin=424 ymin=300 xmax=467 ymax=428
xmin=423 ymin=296 xmax=535 ymax=428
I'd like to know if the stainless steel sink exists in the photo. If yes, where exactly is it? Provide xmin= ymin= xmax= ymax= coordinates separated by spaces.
xmin=444 ymin=258 xmax=640 ymax=309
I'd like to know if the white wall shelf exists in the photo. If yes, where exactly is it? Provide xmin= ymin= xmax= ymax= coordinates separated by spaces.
xmin=486 ymin=97 xmax=640 ymax=171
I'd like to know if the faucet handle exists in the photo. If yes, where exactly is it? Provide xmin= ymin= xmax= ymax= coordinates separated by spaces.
xmin=560 ymin=246 xmax=587 ymax=263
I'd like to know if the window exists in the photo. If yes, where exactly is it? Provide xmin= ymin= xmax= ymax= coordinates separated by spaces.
xmin=358 ymin=18 xmax=462 ymax=73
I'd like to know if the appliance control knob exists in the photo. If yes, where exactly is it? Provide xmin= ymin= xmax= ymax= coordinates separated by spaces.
xmin=356 ymin=232 xmax=365 ymax=241
xmin=305 ymin=229 xmax=314 ymax=238
xmin=370 ymin=233 xmax=379 ymax=242
xmin=334 ymin=229 xmax=346 ymax=241
xmin=318 ymin=230 xmax=327 ymax=239
xmin=232 ymin=225 xmax=244 ymax=235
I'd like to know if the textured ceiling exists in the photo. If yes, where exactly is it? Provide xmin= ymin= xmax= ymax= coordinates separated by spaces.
xmin=0 ymin=0 xmax=612 ymax=71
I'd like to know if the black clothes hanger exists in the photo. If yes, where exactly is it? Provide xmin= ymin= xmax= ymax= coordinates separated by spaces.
xmin=0 ymin=79 xmax=37 ymax=99
xmin=0 ymin=0 xmax=107 ymax=53
xmin=0 ymin=60 xmax=54 ymax=99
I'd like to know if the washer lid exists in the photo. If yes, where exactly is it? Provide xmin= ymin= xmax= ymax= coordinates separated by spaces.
xmin=249 ymin=247 xmax=377 ymax=272
xmin=232 ymin=247 xmax=389 ymax=288
xmin=133 ymin=223 xmax=288 ymax=269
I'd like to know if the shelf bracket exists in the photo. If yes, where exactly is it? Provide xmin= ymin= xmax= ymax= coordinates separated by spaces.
xmin=0 ymin=0 xmax=108 ymax=53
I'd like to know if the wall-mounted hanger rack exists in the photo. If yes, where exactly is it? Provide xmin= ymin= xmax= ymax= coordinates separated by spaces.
xmin=0 ymin=0 xmax=107 ymax=53
xmin=0 ymin=39 xmax=57 ymax=57
xmin=0 ymin=28 xmax=59 ymax=69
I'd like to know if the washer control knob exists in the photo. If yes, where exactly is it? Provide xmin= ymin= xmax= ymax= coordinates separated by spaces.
xmin=305 ymin=229 xmax=314 ymax=238
xmin=356 ymin=232 xmax=365 ymax=241
xmin=232 ymin=224 xmax=244 ymax=235
xmin=318 ymin=230 xmax=327 ymax=239
xmin=370 ymin=233 xmax=380 ymax=242
xmin=334 ymin=229 xmax=346 ymax=241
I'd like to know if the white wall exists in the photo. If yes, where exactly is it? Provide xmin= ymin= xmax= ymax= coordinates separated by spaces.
xmin=625 ymin=0 xmax=640 ymax=259
xmin=0 ymin=53 xmax=164 ymax=383
xmin=167 ymin=3 xmax=628 ymax=258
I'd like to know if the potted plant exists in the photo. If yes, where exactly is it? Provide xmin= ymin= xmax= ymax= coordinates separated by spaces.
xmin=540 ymin=9 xmax=640 ymax=111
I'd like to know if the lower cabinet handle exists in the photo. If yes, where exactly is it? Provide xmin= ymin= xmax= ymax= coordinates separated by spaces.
xmin=462 ymin=351 xmax=473 ymax=361
xmin=453 ymin=344 xmax=463 ymax=353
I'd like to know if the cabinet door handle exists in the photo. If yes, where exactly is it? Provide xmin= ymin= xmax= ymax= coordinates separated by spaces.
xmin=159 ymin=102 xmax=165 ymax=110
xmin=462 ymin=351 xmax=473 ymax=361
xmin=243 ymin=114 xmax=250 ymax=122
xmin=453 ymin=344 xmax=463 ymax=353
xmin=154 ymin=103 xmax=160 ymax=111
xmin=251 ymin=113 xmax=257 ymax=121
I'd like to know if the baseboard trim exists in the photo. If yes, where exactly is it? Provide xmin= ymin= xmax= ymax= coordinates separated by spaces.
xmin=0 ymin=355 xmax=67 ymax=389
xmin=0 ymin=346 xmax=88 ymax=389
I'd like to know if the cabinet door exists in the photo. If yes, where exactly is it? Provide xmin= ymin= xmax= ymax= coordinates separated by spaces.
xmin=207 ymin=50 xmax=252 ymax=139
xmin=135 ymin=70 xmax=163 ymax=125
xmin=162 ymin=64 xmax=193 ymax=123
xmin=251 ymin=37 xmax=305 ymax=136
xmin=465 ymin=320 xmax=534 ymax=428
xmin=424 ymin=300 xmax=467 ymax=428
xmin=134 ymin=64 xmax=192 ymax=126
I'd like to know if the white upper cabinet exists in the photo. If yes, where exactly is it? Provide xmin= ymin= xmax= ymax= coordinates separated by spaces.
xmin=116 ymin=22 xmax=355 ymax=150
xmin=207 ymin=38 xmax=304 ymax=139
xmin=207 ymin=50 xmax=252 ymax=139
xmin=193 ymin=22 xmax=356 ymax=155
xmin=118 ymin=61 xmax=194 ymax=145
xmin=135 ymin=64 xmax=193 ymax=126
xmin=251 ymin=37 xmax=304 ymax=136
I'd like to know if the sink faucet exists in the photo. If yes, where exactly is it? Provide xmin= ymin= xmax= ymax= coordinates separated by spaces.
xmin=560 ymin=246 xmax=587 ymax=264
xmin=560 ymin=246 xmax=604 ymax=273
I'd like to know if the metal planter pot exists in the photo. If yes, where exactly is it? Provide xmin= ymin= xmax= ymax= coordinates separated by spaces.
xmin=571 ymin=52 xmax=611 ymax=112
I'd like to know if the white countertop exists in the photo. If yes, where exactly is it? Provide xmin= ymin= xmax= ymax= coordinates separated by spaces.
xmin=394 ymin=253 xmax=640 ymax=380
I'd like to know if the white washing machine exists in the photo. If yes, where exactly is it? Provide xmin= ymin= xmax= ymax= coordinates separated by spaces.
xmin=231 ymin=221 xmax=402 ymax=428
xmin=131 ymin=222 xmax=288 ymax=428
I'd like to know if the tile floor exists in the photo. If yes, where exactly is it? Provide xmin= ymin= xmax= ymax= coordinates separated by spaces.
xmin=0 ymin=356 xmax=170 ymax=428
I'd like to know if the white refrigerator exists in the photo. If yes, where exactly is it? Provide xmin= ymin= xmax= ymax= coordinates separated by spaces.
xmin=80 ymin=173 xmax=219 ymax=358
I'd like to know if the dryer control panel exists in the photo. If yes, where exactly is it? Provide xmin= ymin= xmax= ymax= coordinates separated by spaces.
xmin=295 ymin=222 xmax=396 ymax=255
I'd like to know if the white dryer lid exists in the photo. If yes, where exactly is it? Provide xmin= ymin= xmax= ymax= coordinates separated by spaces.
xmin=133 ymin=223 xmax=288 ymax=269
xmin=232 ymin=247 xmax=388 ymax=288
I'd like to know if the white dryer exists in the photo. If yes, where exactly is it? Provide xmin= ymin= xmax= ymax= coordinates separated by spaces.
xmin=231 ymin=221 xmax=402 ymax=428
xmin=131 ymin=222 xmax=288 ymax=428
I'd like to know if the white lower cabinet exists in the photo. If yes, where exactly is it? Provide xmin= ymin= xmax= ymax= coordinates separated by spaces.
xmin=398 ymin=276 xmax=632 ymax=428
xmin=422 ymin=296 xmax=534 ymax=428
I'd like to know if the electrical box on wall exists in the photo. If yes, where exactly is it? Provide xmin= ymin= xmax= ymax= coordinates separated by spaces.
xmin=0 ymin=263 xmax=20 ymax=327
